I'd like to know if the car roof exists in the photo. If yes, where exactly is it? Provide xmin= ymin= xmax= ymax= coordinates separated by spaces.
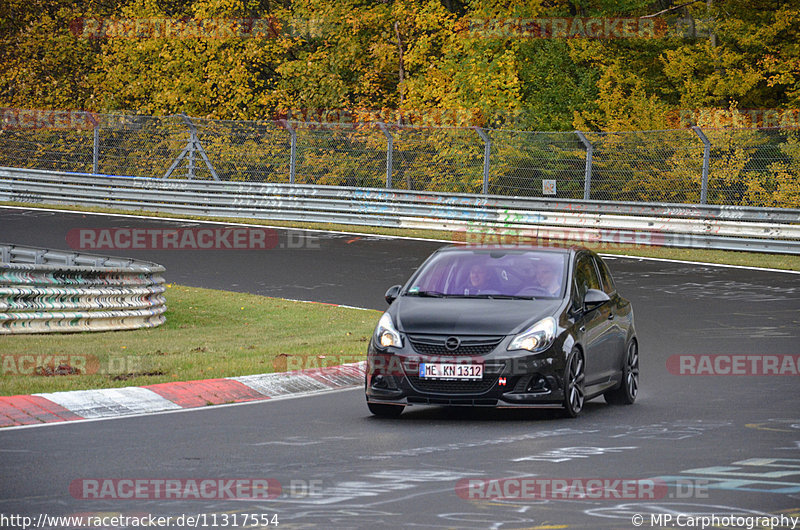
xmin=438 ymin=244 xmax=585 ymax=255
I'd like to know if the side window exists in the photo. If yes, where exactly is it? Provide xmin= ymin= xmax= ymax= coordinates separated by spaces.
xmin=595 ymin=257 xmax=617 ymax=295
xmin=573 ymin=255 xmax=601 ymax=306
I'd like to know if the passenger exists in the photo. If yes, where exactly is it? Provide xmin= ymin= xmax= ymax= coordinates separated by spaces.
xmin=536 ymin=261 xmax=562 ymax=296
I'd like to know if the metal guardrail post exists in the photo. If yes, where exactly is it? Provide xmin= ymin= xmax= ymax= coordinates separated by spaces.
xmin=282 ymin=120 xmax=297 ymax=184
xmin=575 ymin=131 xmax=593 ymax=200
xmin=377 ymin=123 xmax=393 ymax=188
xmin=692 ymin=126 xmax=711 ymax=205
xmin=474 ymin=127 xmax=491 ymax=195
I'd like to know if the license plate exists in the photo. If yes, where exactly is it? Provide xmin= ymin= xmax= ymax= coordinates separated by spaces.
xmin=419 ymin=363 xmax=483 ymax=380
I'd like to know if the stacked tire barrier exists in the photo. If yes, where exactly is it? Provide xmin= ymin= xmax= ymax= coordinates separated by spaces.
xmin=0 ymin=244 xmax=166 ymax=334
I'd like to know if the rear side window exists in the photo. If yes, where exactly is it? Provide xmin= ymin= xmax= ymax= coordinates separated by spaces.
xmin=573 ymin=255 xmax=601 ymax=306
xmin=595 ymin=257 xmax=617 ymax=295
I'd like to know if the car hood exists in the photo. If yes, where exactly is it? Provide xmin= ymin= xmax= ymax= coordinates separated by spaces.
xmin=392 ymin=296 xmax=562 ymax=336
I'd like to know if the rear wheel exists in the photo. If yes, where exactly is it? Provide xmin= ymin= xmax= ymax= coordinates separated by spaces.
xmin=604 ymin=339 xmax=639 ymax=405
xmin=563 ymin=349 xmax=585 ymax=418
xmin=367 ymin=402 xmax=404 ymax=418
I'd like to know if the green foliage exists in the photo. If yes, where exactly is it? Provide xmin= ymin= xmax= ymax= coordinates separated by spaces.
xmin=3 ymin=0 xmax=797 ymax=127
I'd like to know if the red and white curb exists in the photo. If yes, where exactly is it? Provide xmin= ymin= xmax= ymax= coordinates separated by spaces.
xmin=0 ymin=362 xmax=366 ymax=428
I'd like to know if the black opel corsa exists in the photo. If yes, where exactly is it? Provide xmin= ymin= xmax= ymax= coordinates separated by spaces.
xmin=365 ymin=245 xmax=638 ymax=418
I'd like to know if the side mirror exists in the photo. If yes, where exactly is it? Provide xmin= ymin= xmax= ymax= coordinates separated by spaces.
xmin=384 ymin=285 xmax=402 ymax=305
xmin=583 ymin=289 xmax=610 ymax=311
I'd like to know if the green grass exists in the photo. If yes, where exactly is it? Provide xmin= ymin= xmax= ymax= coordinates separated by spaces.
xmin=0 ymin=284 xmax=379 ymax=396
xmin=3 ymin=200 xmax=799 ymax=271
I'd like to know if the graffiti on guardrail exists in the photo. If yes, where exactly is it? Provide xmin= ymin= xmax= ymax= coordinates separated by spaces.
xmin=351 ymin=189 xmax=493 ymax=208
xmin=3 ymin=168 xmax=798 ymax=254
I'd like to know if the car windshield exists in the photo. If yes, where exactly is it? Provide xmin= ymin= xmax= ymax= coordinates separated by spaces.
xmin=406 ymin=250 xmax=566 ymax=299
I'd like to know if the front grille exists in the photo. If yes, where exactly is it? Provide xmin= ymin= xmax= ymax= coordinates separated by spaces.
xmin=408 ymin=335 xmax=504 ymax=356
xmin=405 ymin=374 xmax=499 ymax=394
xmin=408 ymin=396 xmax=498 ymax=406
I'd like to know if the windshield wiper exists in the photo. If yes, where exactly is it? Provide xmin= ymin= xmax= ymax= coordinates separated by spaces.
xmin=452 ymin=294 xmax=536 ymax=300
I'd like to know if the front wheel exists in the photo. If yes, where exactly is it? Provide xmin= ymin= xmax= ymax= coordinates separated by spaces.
xmin=562 ymin=348 xmax=585 ymax=418
xmin=367 ymin=402 xmax=404 ymax=418
xmin=604 ymin=340 xmax=639 ymax=405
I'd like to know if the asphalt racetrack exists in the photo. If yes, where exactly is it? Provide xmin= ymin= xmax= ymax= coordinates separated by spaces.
xmin=1 ymin=206 xmax=799 ymax=529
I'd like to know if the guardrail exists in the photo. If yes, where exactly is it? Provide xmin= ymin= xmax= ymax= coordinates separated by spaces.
xmin=0 ymin=242 xmax=167 ymax=334
xmin=1 ymin=167 xmax=799 ymax=254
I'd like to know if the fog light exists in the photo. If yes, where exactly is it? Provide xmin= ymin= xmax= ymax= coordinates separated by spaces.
xmin=526 ymin=375 xmax=549 ymax=393
xmin=372 ymin=374 xmax=388 ymax=389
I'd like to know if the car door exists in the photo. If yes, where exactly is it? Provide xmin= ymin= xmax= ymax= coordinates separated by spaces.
xmin=594 ymin=255 xmax=628 ymax=374
xmin=572 ymin=254 xmax=616 ymax=384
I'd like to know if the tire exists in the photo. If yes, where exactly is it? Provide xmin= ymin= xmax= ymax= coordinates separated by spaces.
xmin=562 ymin=348 xmax=586 ymax=418
xmin=604 ymin=339 xmax=639 ymax=405
xmin=367 ymin=402 xmax=404 ymax=418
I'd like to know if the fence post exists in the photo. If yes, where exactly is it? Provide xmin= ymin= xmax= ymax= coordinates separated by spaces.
xmin=164 ymin=114 xmax=220 ymax=180
xmin=575 ymin=131 xmax=593 ymax=200
xmin=187 ymin=125 xmax=196 ymax=180
xmin=282 ymin=120 xmax=297 ymax=184
xmin=86 ymin=112 xmax=100 ymax=174
xmin=378 ymin=123 xmax=393 ymax=188
xmin=691 ymin=126 xmax=710 ymax=204
xmin=474 ymin=127 xmax=491 ymax=194
xmin=93 ymin=127 xmax=100 ymax=175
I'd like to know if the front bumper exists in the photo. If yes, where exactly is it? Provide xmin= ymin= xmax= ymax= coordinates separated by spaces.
xmin=365 ymin=335 xmax=569 ymax=408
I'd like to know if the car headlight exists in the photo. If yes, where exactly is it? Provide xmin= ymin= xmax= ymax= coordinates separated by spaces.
xmin=508 ymin=317 xmax=557 ymax=352
xmin=375 ymin=313 xmax=403 ymax=348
